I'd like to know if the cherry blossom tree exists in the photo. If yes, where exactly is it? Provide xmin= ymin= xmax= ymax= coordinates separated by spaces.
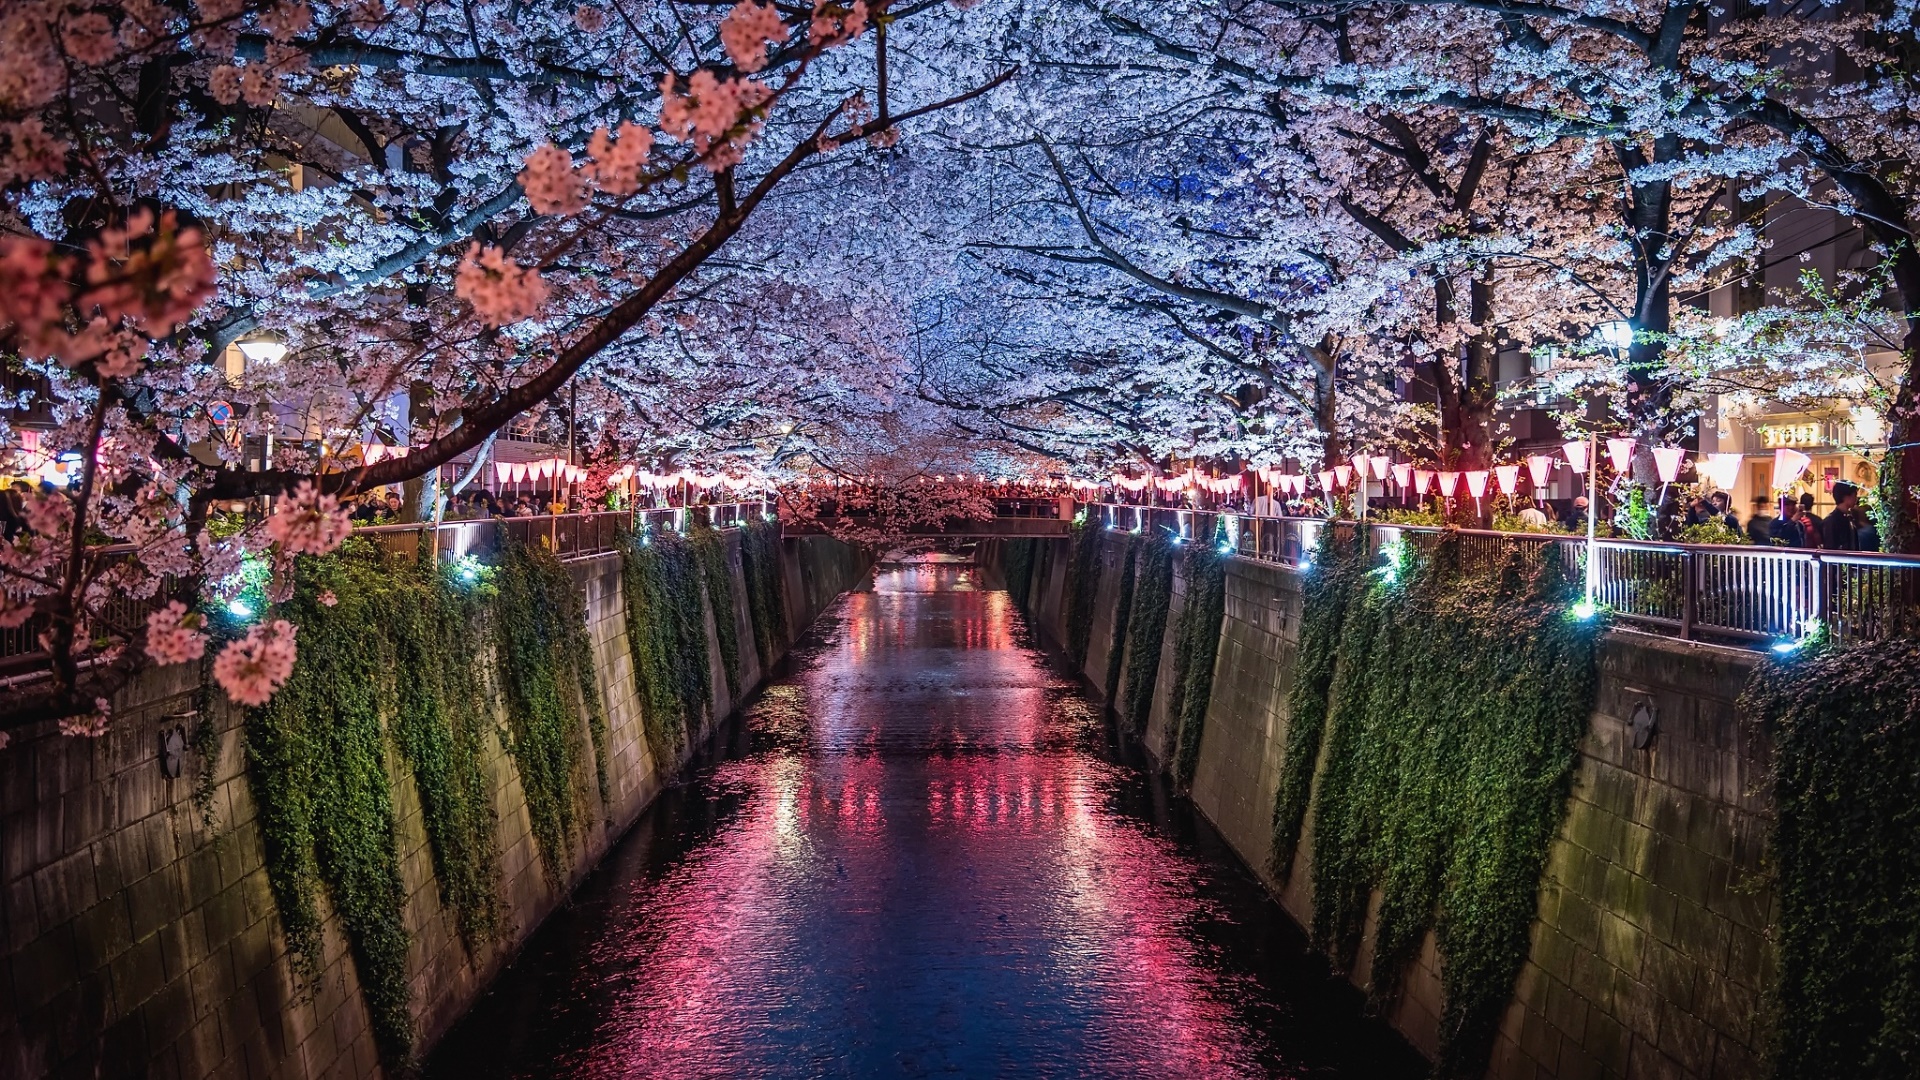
xmin=0 ymin=0 xmax=1012 ymax=728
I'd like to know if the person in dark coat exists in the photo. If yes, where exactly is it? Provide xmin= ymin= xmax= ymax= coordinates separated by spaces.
xmin=1821 ymin=482 xmax=1862 ymax=551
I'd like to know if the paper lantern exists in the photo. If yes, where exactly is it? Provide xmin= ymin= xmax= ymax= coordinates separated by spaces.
xmin=494 ymin=461 xmax=513 ymax=483
xmin=1414 ymin=469 xmax=1435 ymax=496
xmin=1563 ymin=440 xmax=1590 ymax=474
xmin=1465 ymin=470 xmax=1490 ymax=498
xmin=1526 ymin=454 xmax=1554 ymax=488
xmin=1318 ymin=469 xmax=1336 ymax=492
xmin=509 ymin=463 xmax=528 ymax=484
xmin=1333 ymin=464 xmax=1353 ymax=489
xmin=1392 ymin=463 xmax=1413 ymax=489
xmin=1771 ymin=447 xmax=1812 ymax=491
xmin=1349 ymin=455 xmax=1371 ymax=481
xmin=1437 ymin=471 xmax=1462 ymax=497
xmin=1370 ymin=455 xmax=1391 ymax=483
xmin=1698 ymin=453 xmax=1742 ymax=491
xmin=1606 ymin=437 xmax=1636 ymax=473
xmin=363 ymin=443 xmax=386 ymax=464
xmin=1651 ymin=446 xmax=1686 ymax=484
xmin=1494 ymin=464 xmax=1520 ymax=495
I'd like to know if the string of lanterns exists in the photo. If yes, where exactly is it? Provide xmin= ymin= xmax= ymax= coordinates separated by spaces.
xmin=1101 ymin=442 xmax=1817 ymax=506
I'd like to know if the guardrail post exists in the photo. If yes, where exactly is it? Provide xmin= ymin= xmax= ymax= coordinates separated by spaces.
xmin=1813 ymin=553 xmax=1829 ymax=627
xmin=1679 ymin=550 xmax=1697 ymax=640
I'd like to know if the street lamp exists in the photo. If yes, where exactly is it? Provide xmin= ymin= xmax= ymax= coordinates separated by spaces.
xmin=236 ymin=337 xmax=288 ymax=365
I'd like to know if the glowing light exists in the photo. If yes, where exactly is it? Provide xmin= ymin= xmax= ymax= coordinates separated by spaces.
xmin=1465 ymin=470 xmax=1489 ymax=498
xmin=1606 ymin=437 xmax=1637 ymax=473
xmin=1526 ymin=454 xmax=1554 ymax=488
xmin=1771 ymin=447 xmax=1813 ymax=490
xmin=1414 ymin=469 xmax=1435 ymax=496
xmin=1563 ymin=440 xmax=1590 ymax=474
xmin=226 ymin=599 xmax=253 ymax=618
xmin=1370 ymin=455 xmax=1391 ymax=483
xmin=1597 ymin=320 xmax=1634 ymax=354
xmin=1392 ymin=463 xmax=1413 ymax=489
xmin=1333 ymin=464 xmax=1353 ymax=488
xmin=1698 ymin=453 xmax=1742 ymax=491
xmin=1570 ymin=599 xmax=1600 ymax=621
xmin=236 ymin=338 xmax=287 ymax=365
xmin=1651 ymin=446 xmax=1686 ymax=484
xmin=1436 ymin=471 xmax=1461 ymax=497
xmin=1494 ymin=464 xmax=1520 ymax=496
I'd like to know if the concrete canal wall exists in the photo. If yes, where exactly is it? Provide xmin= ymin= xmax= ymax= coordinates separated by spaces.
xmin=0 ymin=533 xmax=866 ymax=1080
xmin=992 ymin=533 xmax=1772 ymax=1080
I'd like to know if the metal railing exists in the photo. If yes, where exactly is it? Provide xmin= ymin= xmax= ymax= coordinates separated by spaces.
xmin=0 ymin=503 xmax=770 ymax=676
xmin=1087 ymin=502 xmax=1920 ymax=649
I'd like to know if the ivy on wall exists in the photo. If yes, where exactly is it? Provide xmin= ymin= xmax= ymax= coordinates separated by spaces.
xmin=1064 ymin=522 xmax=1102 ymax=666
xmin=739 ymin=518 xmax=790 ymax=666
xmin=242 ymin=539 xmax=510 ymax=1070
xmin=690 ymin=521 xmax=742 ymax=697
xmin=494 ymin=537 xmax=610 ymax=881
xmin=1166 ymin=544 xmax=1227 ymax=789
xmin=1278 ymin=531 xmax=1602 ymax=1078
xmin=620 ymin=527 xmax=713 ymax=760
xmin=1743 ymin=636 xmax=1920 ymax=1079
xmin=1268 ymin=528 xmax=1367 ymax=881
xmin=1120 ymin=535 xmax=1176 ymax=737
xmin=1103 ymin=535 xmax=1139 ymax=704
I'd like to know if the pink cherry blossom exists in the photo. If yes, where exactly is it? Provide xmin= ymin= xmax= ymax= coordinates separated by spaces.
xmin=213 ymin=620 xmax=299 ymax=707
xmin=584 ymin=121 xmax=654 ymax=197
xmin=2 ymin=118 xmax=67 ymax=181
xmin=22 ymin=491 xmax=72 ymax=537
xmin=208 ymin=65 xmax=243 ymax=105
xmin=454 ymin=243 xmax=550 ymax=326
xmin=145 ymin=601 xmax=208 ymax=665
xmin=61 ymin=13 xmax=118 ymax=65
xmin=58 ymin=699 xmax=111 ymax=738
xmin=721 ymin=1 xmax=787 ymax=74
xmin=574 ymin=5 xmax=606 ymax=33
xmin=519 ymin=144 xmax=588 ymax=216
xmin=808 ymin=0 xmax=868 ymax=47
xmin=658 ymin=71 xmax=770 ymax=171
xmin=317 ymin=589 xmax=338 ymax=607
xmin=259 ymin=1 xmax=312 ymax=42
xmin=265 ymin=481 xmax=352 ymax=556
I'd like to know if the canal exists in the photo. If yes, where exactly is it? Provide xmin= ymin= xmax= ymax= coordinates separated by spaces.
xmin=426 ymin=560 xmax=1423 ymax=1078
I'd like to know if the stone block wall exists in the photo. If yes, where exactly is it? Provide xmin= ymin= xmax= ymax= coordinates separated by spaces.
xmin=1006 ymin=531 xmax=1775 ymax=1079
xmin=0 ymin=531 xmax=865 ymax=1080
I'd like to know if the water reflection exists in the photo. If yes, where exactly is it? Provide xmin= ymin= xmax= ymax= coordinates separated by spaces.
xmin=428 ymin=564 xmax=1421 ymax=1079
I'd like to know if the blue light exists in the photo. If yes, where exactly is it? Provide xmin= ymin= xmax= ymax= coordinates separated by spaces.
xmin=1771 ymin=639 xmax=1800 ymax=655
xmin=226 ymin=599 xmax=252 ymax=619
xmin=1570 ymin=599 xmax=1600 ymax=621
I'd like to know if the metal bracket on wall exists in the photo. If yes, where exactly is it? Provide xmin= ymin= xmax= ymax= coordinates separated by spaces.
xmin=1628 ymin=699 xmax=1658 ymax=751
xmin=159 ymin=710 xmax=197 ymax=779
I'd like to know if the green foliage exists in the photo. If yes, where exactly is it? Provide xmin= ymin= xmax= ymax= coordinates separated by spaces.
xmin=1744 ymin=637 xmax=1920 ymax=1078
xmin=739 ymin=518 xmax=790 ymax=666
xmin=1377 ymin=507 xmax=1450 ymax=527
xmin=493 ymin=536 xmax=609 ymax=882
xmin=244 ymin=539 xmax=509 ymax=1070
xmin=1616 ymin=483 xmax=1655 ymax=540
xmin=1283 ymin=531 xmax=1603 ymax=1078
xmin=1120 ymin=535 xmax=1176 ymax=737
xmin=690 ymin=522 xmax=742 ymax=696
xmin=1678 ymin=519 xmax=1748 ymax=545
xmin=1104 ymin=535 xmax=1140 ymax=703
xmin=1490 ymin=511 xmax=1563 ymax=534
xmin=620 ymin=527 xmax=713 ymax=761
xmin=1166 ymin=543 xmax=1227 ymax=788
xmin=1269 ymin=526 xmax=1367 ymax=881
xmin=1064 ymin=522 xmax=1103 ymax=665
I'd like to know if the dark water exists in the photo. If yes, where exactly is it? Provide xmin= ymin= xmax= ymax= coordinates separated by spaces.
xmin=426 ymin=562 xmax=1423 ymax=1079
